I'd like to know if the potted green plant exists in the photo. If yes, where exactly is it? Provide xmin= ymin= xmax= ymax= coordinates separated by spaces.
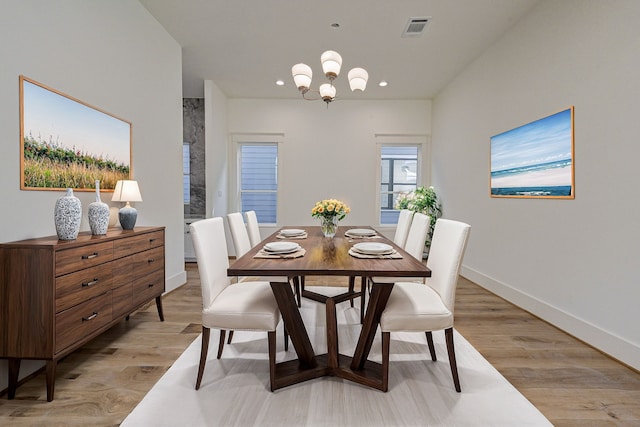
xmin=395 ymin=185 xmax=442 ymax=251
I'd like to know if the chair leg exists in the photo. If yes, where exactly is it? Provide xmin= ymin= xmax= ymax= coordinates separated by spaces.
xmin=196 ymin=326 xmax=210 ymax=390
xmin=445 ymin=328 xmax=461 ymax=392
xmin=292 ymin=276 xmax=301 ymax=307
xmin=382 ymin=331 xmax=390 ymax=392
xmin=268 ymin=330 xmax=276 ymax=392
xmin=217 ymin=329 xmax=226 ymax=359
xmin=348 ymin=276 xmax=356 ymax=307
xmin=284 ymin=324 xmax=289 ymax=351
xmin=227 ymin=330 xmax=234 ymax=344
xmin=425 ymin=331 xmax=437 ymax=361
xmin=359 ymin=277 xmax=367 ymax=323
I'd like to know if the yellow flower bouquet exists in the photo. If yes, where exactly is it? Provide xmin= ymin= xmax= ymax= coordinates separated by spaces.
xmin=311 ymin=199 xmax=350 ymax=237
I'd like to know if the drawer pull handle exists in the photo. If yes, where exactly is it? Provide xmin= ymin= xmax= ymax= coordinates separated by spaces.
xmin=82 ymin=253 xmax=98 ymax=260
xmin=82 ymin=312 xmax=98 ymax=322
xmin=149 ymin=238 xmax=157 ymax=243
xmin=82 ymin=279 xmax=99 ymax=287
xmin=148 ymin=284 xmax=154 ymax=288
xmin=148 ymin=259 xmax=155 ymax=263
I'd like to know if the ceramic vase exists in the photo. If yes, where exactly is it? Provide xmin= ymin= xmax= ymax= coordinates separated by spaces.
xmin=88 ymin=180 xmax=110 ymax=235
xmin=320 ymin=216 xmax=339 ymax=238
xmin=54 ymin=188 xmax=82 ymax=240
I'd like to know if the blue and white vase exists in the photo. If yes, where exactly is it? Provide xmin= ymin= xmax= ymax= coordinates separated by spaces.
xmin=54 ymin=188 xmax=82 ymax=240
xmin=88 ymin=180 xmax=109 ymax=235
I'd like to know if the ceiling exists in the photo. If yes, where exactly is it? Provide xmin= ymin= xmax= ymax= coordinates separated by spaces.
xmin=139 ymin=0 xmax=540 ymax=100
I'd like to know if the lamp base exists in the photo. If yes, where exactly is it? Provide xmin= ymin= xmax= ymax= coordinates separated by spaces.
xmin=119 ymin=205 xmax=138 ymax=230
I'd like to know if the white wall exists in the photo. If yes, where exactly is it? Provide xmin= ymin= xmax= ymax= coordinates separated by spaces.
xmin=219 ymin=98 xmax=431 ymax=249
xmin=0 ymin=0 xmax=185 ymax=388
xmin=432 ymin=0 xmax=640 ymax=369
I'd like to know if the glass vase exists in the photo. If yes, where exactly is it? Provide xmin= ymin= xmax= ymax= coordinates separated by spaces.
xmin=320 ymin=216 xmax=339 ymax=238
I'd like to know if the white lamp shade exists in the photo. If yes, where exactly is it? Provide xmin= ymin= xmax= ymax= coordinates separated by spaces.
xmin=348 ymin=67 xmax=368 ymax=91
xmin=319 ymin=83 xmax=336 ymax=101
xmin=321 ymin=50 xmax=342 ymax=79
xmin=291 ymin=63 xmax=312 ymax=90
xmin=111 ymin=180 xmax=142 ymax=202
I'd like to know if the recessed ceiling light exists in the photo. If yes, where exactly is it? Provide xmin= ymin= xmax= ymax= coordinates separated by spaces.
xmin=379 ymin=81 xmax=388 ymax=87
xmin=276 ymin=80 xmax=285 ymax=86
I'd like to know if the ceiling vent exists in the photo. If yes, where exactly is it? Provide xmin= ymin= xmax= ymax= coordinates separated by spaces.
xmin=402 ymin=16 xmax=431 ymax=38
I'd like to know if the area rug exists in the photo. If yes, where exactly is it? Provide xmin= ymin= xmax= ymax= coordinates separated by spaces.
xmin=121 ymin=287 xmax=552 ymax=427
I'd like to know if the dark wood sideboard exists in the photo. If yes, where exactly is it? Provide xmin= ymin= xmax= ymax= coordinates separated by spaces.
xmin=0 ymin=226 xmax=166 ymax=401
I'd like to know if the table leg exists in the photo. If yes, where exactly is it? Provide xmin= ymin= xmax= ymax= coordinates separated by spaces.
xmin=350 ymin=281 xmax=394 ymax=371
xmin=270 ymin=281 xmax=316 ymax=368
xmin=326 ymin=298 xmax=339 ymax=368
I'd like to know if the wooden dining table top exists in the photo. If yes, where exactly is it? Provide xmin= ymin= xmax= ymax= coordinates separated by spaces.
xmin=228 ymin=225 xmax=431 ymax=279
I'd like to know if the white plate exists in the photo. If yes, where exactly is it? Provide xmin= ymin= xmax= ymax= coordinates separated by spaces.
xmin=352 ymin=242 xmax=393 ymax=254
xmin=279 ymin=229 xmax=306 ymax=237
xmin=264 ymin=241 xmax=300 ymax=252
xmin=347 ymin=228 xmax=377 ymax=237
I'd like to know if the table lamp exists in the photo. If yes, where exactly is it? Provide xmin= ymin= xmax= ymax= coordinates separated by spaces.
xmin=111 ymin=180 xmax=142 ymax=230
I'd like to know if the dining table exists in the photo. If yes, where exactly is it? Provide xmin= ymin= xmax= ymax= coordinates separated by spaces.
xmin=227 ymin=225 xmax=431 ymax=392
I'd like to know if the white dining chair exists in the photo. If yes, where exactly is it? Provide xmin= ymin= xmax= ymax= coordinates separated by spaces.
xmin=393 ymin=209 xmax=414 ymax=248
xmin=380 ymin=218 xmax=471 ymax=392
xmin=245 ymin=210 xmax=262 ymax=247
xmin=190 ymin=217 xmax=284 ymax=391
xmin=228 ymin=212 xmax=301 ymax=308
xmin=368 ymin=211 xmax=431 ymax=290
xmin=402 ymin=211 xmax=430 ymax=262
xmin=227 ymin=212 xmax=252 ymax=258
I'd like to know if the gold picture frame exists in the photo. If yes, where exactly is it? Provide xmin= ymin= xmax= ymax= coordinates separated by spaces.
xmin=20 ymin=75 xmax=132 ymax=191
xmin=490 ymin=107 xmax=575 ymax=199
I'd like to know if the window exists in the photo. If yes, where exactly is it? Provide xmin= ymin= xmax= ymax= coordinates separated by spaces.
xmin=380 ymin=145 xmax=419 ymax=224
xmin=182 ymin=143 xmax=190 ymax=205
xmin=238 ymin=143 xmax=278 ymax=223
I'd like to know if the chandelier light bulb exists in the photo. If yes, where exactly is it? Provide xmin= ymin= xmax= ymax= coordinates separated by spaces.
xmin=348 ymin=67 xmax=368 ymax=92
xmin=319 ymin=83 xmax=336 ymax=103
xmin=321 ymin=50 xmax=342 ymax=80
xmin=292 ymin=63 xmax=312 ymax=92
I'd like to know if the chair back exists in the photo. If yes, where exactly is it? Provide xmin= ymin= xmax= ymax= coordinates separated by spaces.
xmin=189 ymin=217 xmax=232 ymax=308
xmin=393 ymin=209 xmax=414 ymax=248
xmin=426 ymin=218 xmax=471 ymax=312
xmin=403 ymin=212 xmax=430 ymax=261
xmin=227 ymin=212 xmax=252 ymax=257
xmin=245 ymin=210 xmax=261 ymax=247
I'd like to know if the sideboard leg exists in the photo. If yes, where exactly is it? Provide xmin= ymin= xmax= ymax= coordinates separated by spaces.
xmin=155 ymin=295 xmax=165 ymax=321
xmin=8 ymin=358 xmax=20 ymax=399
xmin=45 ymin=360 xmax=56 ymax=402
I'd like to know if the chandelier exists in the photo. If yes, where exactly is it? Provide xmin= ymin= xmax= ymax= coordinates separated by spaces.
xmin=291 ymin=50 xmax=368 ymax=105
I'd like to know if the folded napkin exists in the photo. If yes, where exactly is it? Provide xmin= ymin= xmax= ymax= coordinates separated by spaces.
xmin=348 ymin=248 xmax=402 ymax=259
xmin=254 ymin=248 xmax=306 ymax=259
xmin=276 ymin=232 xmax=308 ymax=239
xmin=345 ymin=233 xmax=382 ymax=239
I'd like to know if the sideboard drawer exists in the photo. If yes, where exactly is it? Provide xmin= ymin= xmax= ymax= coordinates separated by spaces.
xmin=56 ymin=242 xmax=114 ymax=276
xmin=131 ymin=246 xmax=165 ymax=280
xmin=56 ymin=262 xmax=113 ymax=313
xmin=113 ymin=230 xmax=164 ymax=259
xmin=55 ymin=291 xmax=112 ymax=353
xmin=112 ymin=283 xmax=133 ymax=319
xmin=133 ymin=269 xmax=164 ymax=307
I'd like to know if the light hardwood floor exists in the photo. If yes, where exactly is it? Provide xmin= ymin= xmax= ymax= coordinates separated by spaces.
xmin=1 ymin=263 xmax=639 ymax=426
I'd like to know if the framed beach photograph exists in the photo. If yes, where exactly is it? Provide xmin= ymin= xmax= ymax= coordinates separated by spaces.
xmin=490 ymin=107 xmax=574 ymax=199
xmin=20 ymin=75 xmax=131 ymax=191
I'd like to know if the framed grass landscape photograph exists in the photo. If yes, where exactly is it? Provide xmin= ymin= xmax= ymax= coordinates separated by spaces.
xmin=490 ymin=107 xmax=574 ymax=199
xmin=20 ymin=75 xmax=131 ymax=191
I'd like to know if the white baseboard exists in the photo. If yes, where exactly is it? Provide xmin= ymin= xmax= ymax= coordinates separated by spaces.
xmin=461 ymin=265 xmax=640 ymax=371
xmin=166 ymin=269 xmax=187 ymax=293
